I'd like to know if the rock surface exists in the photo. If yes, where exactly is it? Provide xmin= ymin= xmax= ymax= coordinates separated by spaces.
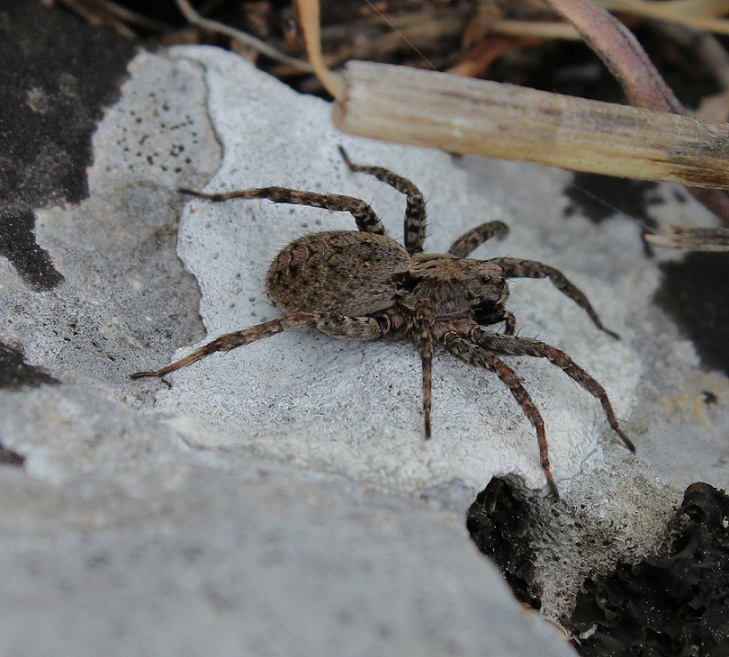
xmin=2 ymin=4 xmax=729 ymax=655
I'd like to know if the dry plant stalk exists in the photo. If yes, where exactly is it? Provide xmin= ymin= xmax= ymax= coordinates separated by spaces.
xmin=644 ymin=226 xmax=729 ymax=251
xmin=333 ymin=61 xmax=729 ymax=190
xmin=491 ymin=2 xmax=729 ymax=39
xmin=294 ymin=0 xmax=343 ymax=98
xmin=599 ymin=0 xmax=729 ymax=36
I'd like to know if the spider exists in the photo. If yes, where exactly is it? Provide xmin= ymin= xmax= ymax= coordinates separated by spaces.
xmin=132 ymin=147 xmax=635 ymax=497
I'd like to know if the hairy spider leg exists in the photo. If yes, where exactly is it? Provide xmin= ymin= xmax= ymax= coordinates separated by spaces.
xmin=469 ymin=303 xmax=518 ymax=337
xmin=130 ymin=313 xmax=383 ymax=379
xmin=338 ymin=146 xmax=427 ymax=256
xmin=489 ymin=257 xmax=620 ymax=339
xmin=474 ymin=331 xmax=635 ymax=452
xmin=502 ymin=311 xmax=517 ymax=335
xmin=447 ymin=220 xmax=509 ymax=258
xmin=179 ymin=187 xmax=387 ymax=236
xmin=445 ymin=336 xmax=559 ymax=498
xmin=414 ymin=299 xmax=435 ymax=439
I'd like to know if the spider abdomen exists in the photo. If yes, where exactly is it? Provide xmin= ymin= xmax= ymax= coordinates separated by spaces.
xmin=266 ymin=231 xmax=409 ymax=316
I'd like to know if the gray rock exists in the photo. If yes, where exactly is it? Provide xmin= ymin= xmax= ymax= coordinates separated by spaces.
xmin=0 ymin=44 xmax=576 ymax=657
xmin=2 ymin=9 xmax=728 ymax=655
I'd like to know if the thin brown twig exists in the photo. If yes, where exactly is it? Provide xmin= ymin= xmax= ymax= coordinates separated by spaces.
xmin=448 ymin=37 xmax=542 ymax=78
xmin=547 ymin=0 xmax=683 ymax=112
xmin=173 ymin=0 xmax=312 ymax=73
xmin=490 ymin=19 xmax=583 ymax=40
xmin=58 ymin=0 xmax=136 ymax=37
xmin=90 ymin=0 xmax=171 ymax=32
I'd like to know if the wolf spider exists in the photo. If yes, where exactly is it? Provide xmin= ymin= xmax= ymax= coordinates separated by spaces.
xmin=132 ymin=147 xmax=634 ymax=497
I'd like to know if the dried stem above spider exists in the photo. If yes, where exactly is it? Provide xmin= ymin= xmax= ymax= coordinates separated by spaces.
xmin=132 ymin=148 xmax=634 ymax=497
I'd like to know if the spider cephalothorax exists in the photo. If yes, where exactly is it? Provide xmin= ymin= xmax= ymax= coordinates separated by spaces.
xmin=132 ymin=147 xmax=634 ymax=496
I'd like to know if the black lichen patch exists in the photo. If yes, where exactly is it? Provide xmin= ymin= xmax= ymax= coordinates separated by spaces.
xmin=0 ymin=208 xmax=64 ymax=289
xmin=0 ymin=440 xmax=25 ymax=467
xmin=564 ymin=172 xmax=662 ymax=229
xmin=654 ymin=254 xmax=729 ymax=376
xmin=466 ymin=479 xmax=542 ymax=609
xmin=0 ymin=342 xmax=58 ymax=389
xmin=568 ymin=483 xmax=729 ymax=657
xmin=0 ymin=1 xmax=138 ymax=289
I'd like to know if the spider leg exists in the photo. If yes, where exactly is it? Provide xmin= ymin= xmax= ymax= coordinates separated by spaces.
xmin=414 ymin=299 xmax=435 ymax=439
xmin=447 ymin=221 xmax=509 ymax=258
xmin=474 ymin=332 xmax=635 ymax=452
xmin=131 ymin=312 xmax=383 ymax=379
xmin=475 ymin=308 xmax=517 ymax=335
xmin=446 ymin=337 xmax=559 ymax=498
xmin=179 ymin=187 xmax=386 ymax=236
xmin=487 ymin=257 xmax=620 ymax=339
xmin=503 ymin=310 xmax=517 ymax=335
xmin=338 ymin=146 xmax=426 ymax=256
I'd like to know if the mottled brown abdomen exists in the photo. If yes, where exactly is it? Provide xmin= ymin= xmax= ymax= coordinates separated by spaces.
xmin=266 ymin=231 xmax=409 ymax=316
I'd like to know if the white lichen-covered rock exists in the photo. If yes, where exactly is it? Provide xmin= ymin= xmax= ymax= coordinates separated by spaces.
xmin=8 ymin=34 xmax=725 ymax=656
xmin=0 ymin=45 xmax=580 ymax=657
